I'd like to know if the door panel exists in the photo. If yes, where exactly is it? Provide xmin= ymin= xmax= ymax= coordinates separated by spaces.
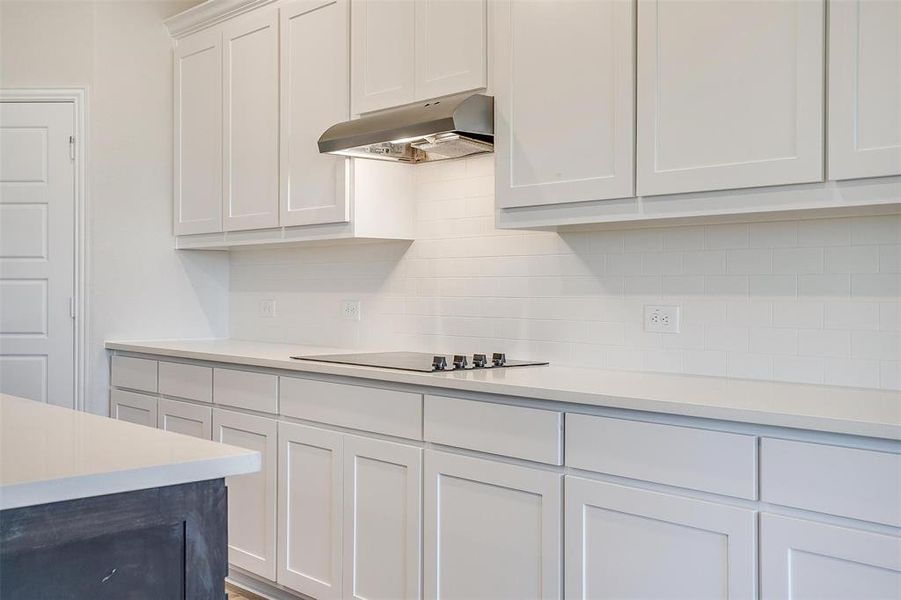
xmin=828 ymin=0 xmax=901 ymax=179
xmin=158 ymin=397 xmax=212 ymax=440
xmin=0 ymin=102 xmax=75 ymax=407
xmin=636 ymin=0 xmax=824 ymax=195
xmin=494 ymin=0 xmax=635 ymax=208
xmin=110 ymin=389 xmax=158 ymax=428
xmin=351 ymin=0 xmax=415 ymax=114
xmin=213 ymin=408 xmax=278 ymax=580
xmin=761 ymin=514 xmax=901 ymax=599
xmin=223 ymin=9 xmax=279 ymax=231
xmin=277 ymin=421 xmax=343 ymax=599
xmin=565 ymin=477 xmax=756 ymax=599
xmin=280 ymin=0 xmax=351 ymax=227
xmin=424 ymin=450 xmax=562 ymax=600
xmin=174 ymin=27 xmax=223 ymax=235
xmin=414 ymin=0 xmax=486 ymax=101
xmin=343 ymin=435 xmax=421 ymax=600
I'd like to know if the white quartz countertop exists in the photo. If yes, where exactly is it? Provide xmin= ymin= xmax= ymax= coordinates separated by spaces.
xmin=106 ymin=339 xmax=901 ymax=441
xmin=0 ymin=394 xmax=260 ymax=510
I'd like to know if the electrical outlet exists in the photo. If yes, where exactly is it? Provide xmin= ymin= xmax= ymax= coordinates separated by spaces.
xmin=341 ymin=299 xmax=361 ymax=321
xmin=259 ymin=299 xmax=276 ymax=318
xmin=644 ymin=305 xmax=680 ymax=333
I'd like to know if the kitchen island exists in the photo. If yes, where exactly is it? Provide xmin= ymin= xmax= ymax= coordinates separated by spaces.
xmin=0 ymin=394 xmax=260 ymax=599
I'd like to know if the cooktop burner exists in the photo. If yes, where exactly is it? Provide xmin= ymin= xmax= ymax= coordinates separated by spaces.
xmin=291 ymin=351 xmax=548 ymax=373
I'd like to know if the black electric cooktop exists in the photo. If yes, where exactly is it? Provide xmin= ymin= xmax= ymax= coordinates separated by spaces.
xmin=291 ymin=351 xmax=548 ymax=373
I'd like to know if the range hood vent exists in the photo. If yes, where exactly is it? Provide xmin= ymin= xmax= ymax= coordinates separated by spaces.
xmin=318 ymin=93 xmax=493 ymax=164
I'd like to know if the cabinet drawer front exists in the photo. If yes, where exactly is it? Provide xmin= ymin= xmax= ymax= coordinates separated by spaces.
xmin=159 ymin=362 xmax=212 ymax=403
xmin=111 ymin=356 xmax=158 ymax=393
xmin=213 ymin=368 xmax=278 ymax=414
xmin=424 ymin=395 xmax=562 ymax=464
xmin=280 ymin=377 xmax=422 ymax=440
xmin=761 ymin=438 xmax=901 ymax=527
xmin=566 ymin=414 xmax=757 ymax=499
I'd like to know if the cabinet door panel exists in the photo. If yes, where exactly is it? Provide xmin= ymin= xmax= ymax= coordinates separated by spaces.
xmin=565 ymin=477 xmax=756 ymax=600
xmin=424 ymin=450 xmax=561 ymax=600
xmin=343 ymin=435 xmax=421 ymax=600
xmin=157 ymin=398 xmax=212 ymax=440
xmin=494 ymin=0 xmax=634 ymax=208
xmin=174 ymin=27 xmax=222 ymax=235
xmin=280 ymin=0 xmax=351 ymax=227
xmin=351 ymin=0 xmax=415 ymax=114
xmin=222 ymin=9 xmax=279 ymax=231
xmin=277 ymin=421 xmax=343 ymax=599
xmin=761 ymin=514 xmax=901 ymax=599
xmin=636 ymin=0 xmax=824 ymax=196
xmin=414 ymin=0 xmax=486 ymax=101
xmin=213 ymin=408 xmax=278 ymax=580
xmin=829 ymin=0 xmax=901 ymax=180
xmin=110 ymin=389 xmax=157 ymax=428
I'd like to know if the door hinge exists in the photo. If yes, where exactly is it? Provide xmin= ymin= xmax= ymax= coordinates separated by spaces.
xmin=68 ymin=297 xmax=76 ymax=319
xmin=68 ymin=136 xmax=75 ymax=160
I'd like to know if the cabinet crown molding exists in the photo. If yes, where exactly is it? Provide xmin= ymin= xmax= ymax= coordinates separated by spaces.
xmin=164 ymin=0 xmax=277 ymax=38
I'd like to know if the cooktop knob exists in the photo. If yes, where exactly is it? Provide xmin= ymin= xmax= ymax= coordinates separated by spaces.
xmin=492 ymin=352 xmax=506 ymax=367
xmin=472 ymin=353 xmax=488 ymax=368
xmin=432 ymin=355 xmax=448 ymax=371
xmin=453 ymin=355 xmax=468 ymax=369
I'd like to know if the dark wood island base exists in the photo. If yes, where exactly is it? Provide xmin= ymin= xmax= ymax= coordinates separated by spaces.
xmin=1 ymin=479 xmax=228 ymax=600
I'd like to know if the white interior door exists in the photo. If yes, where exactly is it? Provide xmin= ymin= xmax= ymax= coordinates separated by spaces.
xmin=0 ymin=101 xmax=75 ymax=407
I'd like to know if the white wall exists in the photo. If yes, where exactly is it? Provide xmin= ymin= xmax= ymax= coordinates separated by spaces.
xmin=1 ymin=0 xmax=229 ymax=415
xmin=232 ymin=155 xmax=901 ymax=391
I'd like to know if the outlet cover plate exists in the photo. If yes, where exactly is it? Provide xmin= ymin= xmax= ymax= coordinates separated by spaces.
xmin=644 ymin=305 xmax=680 ymax=333
xmin=259 ymin=299 xmax=276 ymax=318
xmin=342 ymin=300 xmax=361 ymax=321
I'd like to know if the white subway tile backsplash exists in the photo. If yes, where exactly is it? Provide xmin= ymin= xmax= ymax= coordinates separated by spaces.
xmin=229 ymin=157 xmax=899 ymax=391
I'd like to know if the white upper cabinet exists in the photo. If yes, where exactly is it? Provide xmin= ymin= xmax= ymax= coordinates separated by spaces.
xmin=222 ymin=9 xmax=280 ymax=231
xmin=636 ymin=0 xmax=825 ymax=196
xmin=414 ymin=0 xmax=487 ymax=101
xmin=351 ymin=0 xmax=416 ymax=114
xmin=828 ymin=0 xmax=901 ymax=180
xmin=174 ymin=27 xmax=222 ymax=235
xmin=281 ymin=0 xmax=351 ymax=227
xmin=494 ymin=0 xmax=635 ymax=208
xmin=351 ymin=0 xmax=487 ymax=114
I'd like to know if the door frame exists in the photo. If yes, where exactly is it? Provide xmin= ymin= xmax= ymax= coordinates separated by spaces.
xmin=1 ymin=88 xmax=89 ymax=411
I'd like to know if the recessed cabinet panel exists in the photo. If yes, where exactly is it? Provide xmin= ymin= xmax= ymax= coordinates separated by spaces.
xmin=828 ymin=0 xmax=901 ymax=180
xmin=424 ymin=450 xmax=561 ymax=600
xmin=213 ymin=408 xmax=278 ymax=580
xmin=343 ymin=435 xmax=422 ymax=600
xmin=277 ymin=422 xmax=343 ymax=599
xmin=761 ymin=514 xmax=901 ymax=599
xmin=222 ymin=9 xmax=280 ymax=231
xmin=414 ymin=0 xmax=486 ymax=101
xmin=636 ymin=0 xmax=824 ymax=196
xmin=351 ymin=0 xmax=415 ymax=114
xmin=174 ymin=27 xmax=223 ymax=235
xmin=280 ymin=0 xmax=351 ymax=227
xmin=158 ymin=398 xmax=212 ymax=440
xmin=494 ymin=0 xmax=635 ymax=208
xmin=110 ymin=389 xmax=157 ymax=428
xmin=565 ymin=477 xmax=757 ymax=600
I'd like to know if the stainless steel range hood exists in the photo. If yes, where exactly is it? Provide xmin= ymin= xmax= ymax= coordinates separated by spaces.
xmin=318 ymin=93 xmax=493 ymax=164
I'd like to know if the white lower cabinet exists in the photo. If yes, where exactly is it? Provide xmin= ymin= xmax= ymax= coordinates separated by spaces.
xmin=213 ymin=407 xmax=278 ymax=581
xmin=157 ymin=397 xmax=211 ymax=440
xmin=564 ymin=476 xmax=756 ymax=600
xmin=424 ymin=450 xmax=562 ymax=600
xmin=110 ymin=389 xmax=157 ymax=428
xmin=277 ymin=422 xmax=343 ymax=599
xmin=343 ymin=435 xmax=422 ymax=600
xmin=761 ymin=514 xmax=901 ymax=600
